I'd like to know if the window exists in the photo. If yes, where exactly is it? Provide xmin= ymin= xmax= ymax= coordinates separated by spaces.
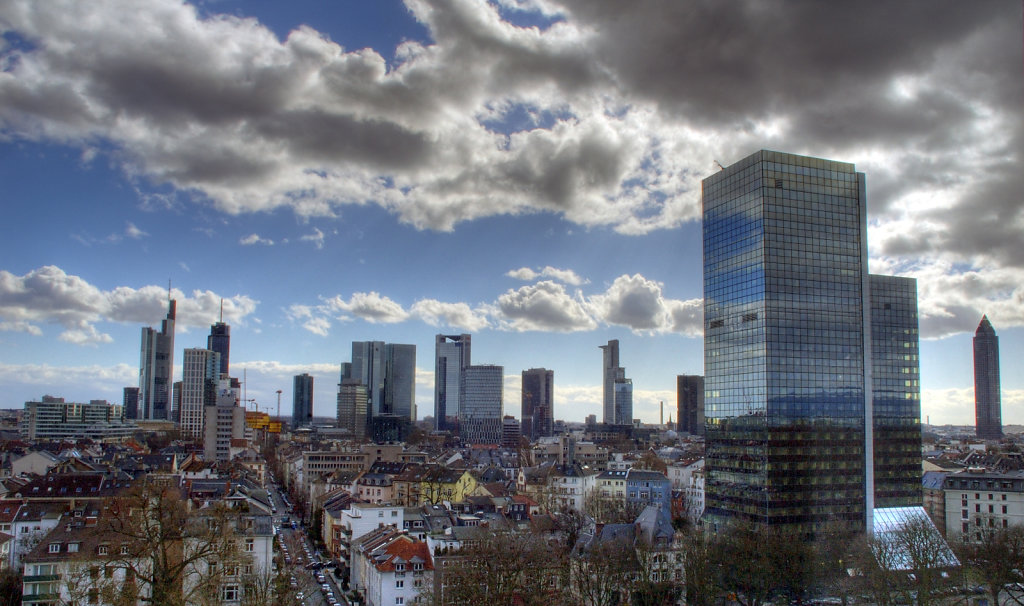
xmin=392 ymin=510 xmax=398 ymax=517
xmin=120 ymin=545 xmax=130 ymax=555
xmin=222 ymin=585 xmax=239 ymax=600
xmin=990 ymin=505 xmax=995 ymax=513
xmin=97 ymin=545 xmax=108 ymax=555
xmin=396 ymin=580 xmax=404 ymax=588
xmin=976 ymin=504 xmax=981 ymax=513
xmin=396 ymin=598 xmax=404 ymax=605
xmin=1003 ymin=506 xmax=1008 ymax=514
xmin=48 ymin=543 xmax=60 ymax=553
xmin=396 ymin=563 xmax=405 ymax=572
xmin=245 ymin=539 xmax=254 ymax=552
xmin=68 ymin=542 xmax=79 ymax=553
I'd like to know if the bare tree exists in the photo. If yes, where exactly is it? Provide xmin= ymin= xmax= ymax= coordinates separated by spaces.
xmin=568 ymin=534 xmax=637 ymax=606
xmin=954 ymin=525 xmax=1024 ymax=606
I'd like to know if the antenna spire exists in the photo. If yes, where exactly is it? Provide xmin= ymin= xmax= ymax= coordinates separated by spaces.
xmin=219 ymin=298 xmax=224 ymax=323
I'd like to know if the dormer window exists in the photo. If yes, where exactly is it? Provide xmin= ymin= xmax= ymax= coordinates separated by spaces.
xmin=68 ymin=542 xmax=80 ymax=553
xmin=48 ymin=543 xmax=60 ymax=553
xmin=395 ymin=563 xmax=405 ymax=572
xmin=98 ymin=545 xmax=108 ymax=555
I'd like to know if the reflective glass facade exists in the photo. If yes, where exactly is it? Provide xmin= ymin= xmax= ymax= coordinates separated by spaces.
xmin=435 ymin=334 xmax=471 ymax=431
xmin=974 ymin=316 xmax=1002 ymax=439
xmin=870 ymin=275 xmax=922 ymax=507
xmin=703 ymin=150 xmax=872 ymax=531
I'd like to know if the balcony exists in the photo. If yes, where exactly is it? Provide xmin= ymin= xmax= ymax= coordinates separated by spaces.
xmin=23 ymin=575 xmax=60 ymax=583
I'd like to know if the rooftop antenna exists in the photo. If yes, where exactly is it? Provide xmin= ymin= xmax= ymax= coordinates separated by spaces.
xmin=219 ymin=298 xmax=224 ymax=323
xmin=168 ymin=279 xmax=172 ymax=300
xmin=714 ymin=160 xmax=725 ymax=171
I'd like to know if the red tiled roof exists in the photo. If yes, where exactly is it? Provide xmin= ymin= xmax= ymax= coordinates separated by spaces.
xmin=374 ymin=537 xmax=433 ymax=573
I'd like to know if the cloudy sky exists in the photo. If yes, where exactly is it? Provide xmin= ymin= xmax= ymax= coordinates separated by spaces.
xmin=1 ymin=0 xmax=1021 ymax=426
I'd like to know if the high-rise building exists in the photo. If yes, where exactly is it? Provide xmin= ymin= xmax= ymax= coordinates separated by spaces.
xmin=350 ymin=342 xmax=417 ymax=421
xmin=292 ymin=373 xmax=314 ymax=428
xmin=676 ymin=375 xmax=704 ymax=436
xmin=207 ymin=319 xmax=230 ymax=376
xmin=600 ymin=340 xmax=619 ymax=424
xmin=702 ymin=150 xmax=921 ymax=532
xmin=613 ymin=378 xmax=633 ymax=425
xmin=460 ymin=365 xmax=503 ymax=444
xmin=337 ymin=378 xmax=369 ymax=440
xmin=180 ymin=348 xmax=221 ymax=439
xmin=434 ymin=334 xmax=471 ymax=431
xmin=974 ymin=315 xmax=1002 ymax=440
xmin=123 ymin=386 xmax=139 ymax=420
xmin=870 ymin=275 xmax=921 ymax=507
xmin=521 ymin=368 xmax=554 ymax=441
xmin=139 ymin=299 xmax=175 ymax=421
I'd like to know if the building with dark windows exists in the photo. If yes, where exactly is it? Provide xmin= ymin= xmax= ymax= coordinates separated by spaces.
xmin=123 ymin=386 xmax=139 ymax=420
xmin=460 ymin=364 xmax=503 ymax=445
xmin=702 ymin=150 xmax=921 ymax=533
xmin=870 ymin=275 xmax=921 ymax=508
xmin=434 ymin=334 xmax=471 ymax=431
xmin=521 ymin=368 xmax=554 ymax=441
xmin=338 ymin=378 xmax=369 ymax=440
xmin=292 ymin=373 xmax=314 ymax=429
xmin=974 ymin=315 xmax=1002 ymax=440
xmin=207 ymin=319 xmax=230 ymax=376
xmin=139 ymin=298 xmax=175 ymax=421
xmin=180 ymin=348 xmax=221 ymax=439
xmin=676 ymin=375 xmax=704 ymax=436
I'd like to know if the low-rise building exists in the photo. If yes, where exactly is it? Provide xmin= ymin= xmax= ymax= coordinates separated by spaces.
xmin=943 ymin=469 xmax=1024 ymax=541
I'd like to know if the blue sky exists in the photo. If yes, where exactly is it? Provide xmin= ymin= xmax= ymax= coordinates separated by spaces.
xmin=1 ymin=0 xmax=1022 ymax=425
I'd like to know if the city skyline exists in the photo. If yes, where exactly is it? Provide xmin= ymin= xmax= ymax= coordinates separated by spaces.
xmin=1 ymin=1 xmax=1022 ymax=425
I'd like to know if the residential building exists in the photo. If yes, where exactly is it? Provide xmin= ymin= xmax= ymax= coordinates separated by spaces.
xmin=203 ymin=377 xmax=246 ymax=462
xmin=974 ymin=315 xmax=1002 ymax=440
xmin=139 ymin=298 xmax=175 ymax=421
xmin=676 ymin=375 xmax=704 ymax=435
xmin=21 ymin=397 xmax=134 ymax=442
xmin=943 ymin=470 xmax=1024 ymax=542
xmin=459 ymin=365 xmax=503 ymax=445
xmin=702 ymin=150 xmax=921 ymax=532
xmin=434 ymin=334 xmax=471 ymax=431
xmin=351 ymin=526 xmax=432 ymax=606
xmin=625 ymin=469 xmax=672 ymax=511
xmin=521 ymin=368 xmax=554 ymax=440
xmin=292 ymin=373 xmax=314 ymax=429
xmin=179 ymin=348 xmax=220 ymax=440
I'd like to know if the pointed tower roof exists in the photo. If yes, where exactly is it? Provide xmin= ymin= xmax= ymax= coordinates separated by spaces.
xmin=976 ymin=315 xmax=995 ymax=336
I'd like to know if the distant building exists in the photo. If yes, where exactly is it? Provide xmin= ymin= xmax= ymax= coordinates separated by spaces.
xmin=292 ymin=373 xmax=314 ymax=429
xmin=180 ymin=348 xmax=220 ymax=440
xmin=460 ymin=365 xmax=503 ymax=445
xmin=676 ymin=375 xmax=704 ymax=435
xmin=122 ymin=386 xmax=139 ymax=420
xmin=521 ymin=368 xmax=554 ymax=440
xmin=350 ymin=341 xmax=417 ymax=422
xmin=338 ymin=379 xmax=369 ymax=440
xmin=501 ymin=415 xmax=521 ymax=449
xmin=613 ymin=378 xmax=633 ymax=426
xmin=139 ymin=299 xmax=175 ymax=421
xmin=434 ymin=334 xmax=471 ymax=431
xmin=600 ymin=340 xmax=632 ymax=425
xmin=21 ymin=396 xmax=135 ymax=442
xmin=974 ymin=315 xmax=1002 ymax=440
xmin=207 ymin=319 xmax=230 ymax=376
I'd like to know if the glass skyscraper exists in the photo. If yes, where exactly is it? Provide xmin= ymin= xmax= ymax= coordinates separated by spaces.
xmin=974 ymin=315 xmax=1002 ymax=440
xmin=434 ymin=334 xmax=471 ymax=431
xmin=292 ymin=373 xmax=314 ymax=428
xmin=702 ymin=150 xmax=920 ymax=532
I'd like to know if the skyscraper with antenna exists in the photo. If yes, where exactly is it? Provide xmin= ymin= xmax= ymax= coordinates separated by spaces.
xmin=208 ymin=299 xmax=230 ymax=376
xmin=139 ymin=291 xmax=176 ymax=421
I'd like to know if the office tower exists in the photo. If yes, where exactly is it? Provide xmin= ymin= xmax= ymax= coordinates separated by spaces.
xmin=207 ymin=319 xmax=230 ymax=376
xmin=350 ymin=341 xmax=417 ymax=422
xmin=203 ymin=376 xmax=245 ymax=461
xmin=292 ymin=373 xmax=314 ymax=428
xmin=974 ymin=315 xmax=1002 ymax=440
xmin=139 ymin=299 xmax=175 ymax=420
xmin=351 ymin=341 xmax=386 ymax=414
xmin=434 ymin=334 xmax=471 ymax=431
xmin=702 ymin=150 xmax=920 ymax=532
xmin=677 ymin=375 xmax=704 ymax=435
xmin=501 ymin=415 xmax=521 ymax=448
xmin=521 ymin=368 xmax=554 ymax=441
xmin=337 ymin=378 xmax=369 ymax=440
xmin=600 ymin=340 xmax=620 ymax=424
xmin=870 ymin=275 xmax=921 ymax=507
xmin=383 ymin=343 xmax=416 ymax=421
xmin=460 ymin=365 xmax=503 ymax=444
xmin=180 ymin=348 xmax=221 ymax=439
xmin=613 ymin=378 xmax=633 ymax=425
xmin=123 ymin=387 xmax=139 ymax=420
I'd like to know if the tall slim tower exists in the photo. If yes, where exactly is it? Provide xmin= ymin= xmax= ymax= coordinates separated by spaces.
xmin=292 ymin=373 xmax=314 ymax=428
xmin=702 ymin=150 xmax=920 ymax=532
xmin=521 ymin=368 xmax=554 ymax=440
xmin=207 ymin=309 xmax=230 ymax=376
xmin=600 ymin=340 xmax=620 ymax=424
xmin=434 ymin=334 xmax=471 ymax=431
xmin=676 ymin=375 xmax=704 ymax=436
xmin=974 ymin=315 xmax=1002 ymax=440
xmin=384 ymin=343 xmax=417 ymax=421
xmin=352 ymin=341 xmax=386 ymax=415
xmin=139 ymin=298 xmax=176 ymax=421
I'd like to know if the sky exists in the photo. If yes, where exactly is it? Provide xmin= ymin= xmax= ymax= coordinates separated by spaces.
xmin=0 ymin=0 xmax=1022 ymax=426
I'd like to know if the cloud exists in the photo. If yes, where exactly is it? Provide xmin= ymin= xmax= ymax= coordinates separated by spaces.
xmin=125 ymin=222 xmax=148 ymax=239
xmin=410 ymin=299 xmax=490 ymax=332
xmin=496 ymin=280 xmax=596 ymax=332
xmin=240 ymin=233 xmax=275 ymax=246
xmin=301 ymin=227 xmax=325 ymax=249
xmin=0 ymin=265 xmax=259 ymax=343
xmin=506 ymin=265 xmax=588 ymax=285
xmin=922 ymin=387 xmax=1024 ymax=427
xmin=327 ymin=292 xmax=410 ymax=324
xmin=589 ymin=274 xmax=701 ymax=335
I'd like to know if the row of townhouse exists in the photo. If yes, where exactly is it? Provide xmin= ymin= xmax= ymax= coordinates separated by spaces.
xmin=517 ymin=463 xmax=672 ymax=514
